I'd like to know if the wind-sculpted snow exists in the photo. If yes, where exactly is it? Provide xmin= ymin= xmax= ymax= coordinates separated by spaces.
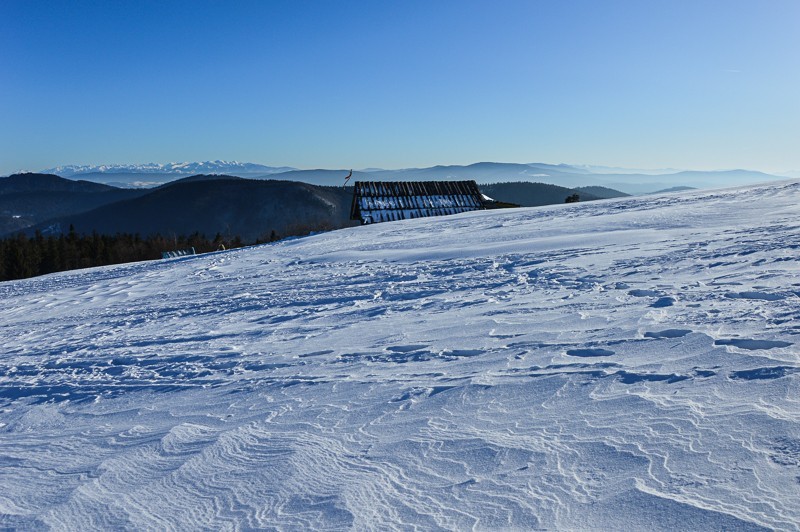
xmin=1 ymin=182 xmax=799 ymax=530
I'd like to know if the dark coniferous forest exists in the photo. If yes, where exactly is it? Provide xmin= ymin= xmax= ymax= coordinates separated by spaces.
xmin=0 ymin=227 xmax=268 ymax=282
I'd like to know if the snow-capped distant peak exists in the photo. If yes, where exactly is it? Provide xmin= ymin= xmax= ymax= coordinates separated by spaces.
xmin=41 ymin=161 xmax=296 ymax=177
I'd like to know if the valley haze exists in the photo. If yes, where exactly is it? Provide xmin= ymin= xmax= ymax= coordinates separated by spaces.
xmin=15 ymin=160 xmax=794 ymax=194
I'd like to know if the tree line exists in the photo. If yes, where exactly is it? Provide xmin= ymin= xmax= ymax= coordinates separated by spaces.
xmin=0 ymin=226 xmax=270 ymax=282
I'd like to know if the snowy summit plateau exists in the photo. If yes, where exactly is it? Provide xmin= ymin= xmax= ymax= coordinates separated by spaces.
xmin=0 ymin=180 xmax=799 ymax=529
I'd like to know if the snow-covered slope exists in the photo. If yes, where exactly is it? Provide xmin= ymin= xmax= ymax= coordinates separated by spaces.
xmin=1 ymin=182 xmax=799 ymax=530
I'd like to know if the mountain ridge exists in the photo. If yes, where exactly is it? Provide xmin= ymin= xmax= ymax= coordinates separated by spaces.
xmin=9 ymin=161 xmax=788 ymax=195
xmin=26 ymin=161 xmax=786 ymax=189
xmin=0 ymin=173 xmax=146 ymax=235
xmin=26 ymin=178 xmax=358 ymax=243
xmin=1 ymin=173 xmax=118 ymax=194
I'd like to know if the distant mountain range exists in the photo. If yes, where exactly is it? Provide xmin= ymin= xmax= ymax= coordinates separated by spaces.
xmin=359 ymin=164 xmax=784 ymax=195
xmin=20 ymin=161 xmax=789 ymax=194
xmin=42 ymin=161 xmax=293 ymax=178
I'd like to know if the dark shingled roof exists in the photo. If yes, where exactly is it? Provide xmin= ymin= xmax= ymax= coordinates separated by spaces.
xmin=350 ymin=181 xmax=485 ymax=224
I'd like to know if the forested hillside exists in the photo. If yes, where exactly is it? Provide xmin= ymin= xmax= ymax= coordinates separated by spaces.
xmin=479 ymin=182 xmax=605 ymax=206
xmin=26 ymin=178 xmax=357 ymax=243
xmin=0 ymin=228 xmax=253 ymax=282
xmin=0 ymin=173 xmax=145 ymax=235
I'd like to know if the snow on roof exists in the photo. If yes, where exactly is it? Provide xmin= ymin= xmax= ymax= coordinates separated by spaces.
xmin=350 ymin=180 xmax=485 ymax=224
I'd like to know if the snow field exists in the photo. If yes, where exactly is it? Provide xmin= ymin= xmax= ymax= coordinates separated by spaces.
xmin=1 ymin=181 xmax=799 ymax=529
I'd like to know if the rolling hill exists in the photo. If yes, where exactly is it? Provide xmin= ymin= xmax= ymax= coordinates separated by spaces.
xmin=30 ymin=177 xmax=358 ymax=242
xmin=0 ymin=173 xmax=145 ymax=236
xmin=574 ymin=185 xmax=631 ymax=199
xmin=479 ymin=182 xmax=606 ymax=206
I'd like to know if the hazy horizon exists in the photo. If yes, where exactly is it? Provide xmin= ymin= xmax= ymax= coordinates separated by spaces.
xmin=4 ymin=159 xmax=798 ymax=179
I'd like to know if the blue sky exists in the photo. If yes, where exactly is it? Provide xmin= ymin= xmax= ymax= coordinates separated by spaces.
xmin=2 ymin=0 xmax=798 ymax=174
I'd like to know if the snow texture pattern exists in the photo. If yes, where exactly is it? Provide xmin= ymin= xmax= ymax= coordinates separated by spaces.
xmin=1 ymin=181 xmax=799 ymax=530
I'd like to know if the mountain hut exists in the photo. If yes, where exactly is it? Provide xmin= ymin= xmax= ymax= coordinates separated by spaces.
xmin=350 ymin=180 xmax=486 ymax=224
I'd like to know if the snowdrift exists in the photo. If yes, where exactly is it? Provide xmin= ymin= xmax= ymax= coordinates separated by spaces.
xmin=1 ymin=181 xmax=799 ymax=530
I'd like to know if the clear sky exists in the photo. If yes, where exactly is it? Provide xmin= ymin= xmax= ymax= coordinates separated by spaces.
xmin=2 ymin=0 xmax=799 ymax=175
